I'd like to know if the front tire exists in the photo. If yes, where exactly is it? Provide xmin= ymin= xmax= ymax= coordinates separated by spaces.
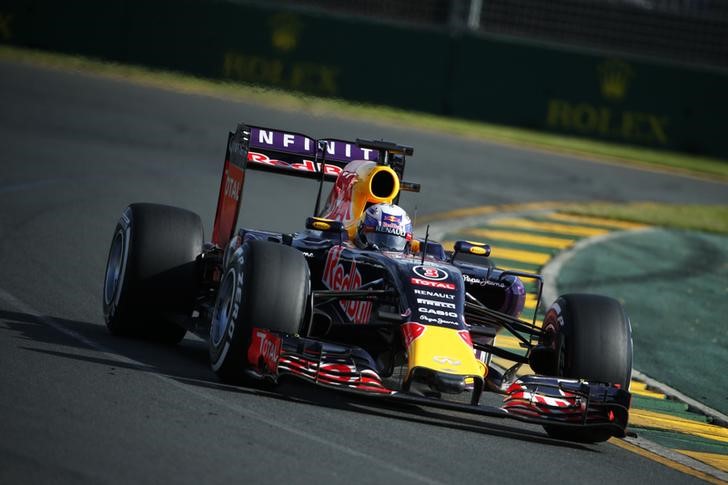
xmin=103 ymin=203 xmax=203 ymax=343
xmin=209 ymin=240 xmax=310 ymax=383
xmin=537 ymin=294 xmax=633 ymax=442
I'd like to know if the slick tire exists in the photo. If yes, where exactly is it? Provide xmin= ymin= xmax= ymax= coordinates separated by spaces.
xmin=539 ymin=294 xmax=633 ymax=443
xmin=103 ymin=203 xmax=203 ymax=344
xmin=209 ymin=240 xmax=310 ymax=384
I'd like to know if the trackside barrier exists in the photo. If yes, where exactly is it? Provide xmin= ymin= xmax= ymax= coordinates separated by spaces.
xmin=1 ymin=0 xmax=726 ymax=159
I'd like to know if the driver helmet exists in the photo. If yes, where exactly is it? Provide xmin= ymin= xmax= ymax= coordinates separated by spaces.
xmin=355 ymin=203 xmax=412 ymax=251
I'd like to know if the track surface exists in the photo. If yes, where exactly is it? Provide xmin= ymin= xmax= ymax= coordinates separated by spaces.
xmin=1 ymin=60 xmax=726 ymax=484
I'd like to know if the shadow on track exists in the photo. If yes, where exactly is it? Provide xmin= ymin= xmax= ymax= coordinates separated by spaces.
xmin=0 ymin=310 xmax=96 ymax=351
xmin=2 ymin=308 xmax=594 ymax=452
xmin=272 ymin=378 xmax=595 ymax=451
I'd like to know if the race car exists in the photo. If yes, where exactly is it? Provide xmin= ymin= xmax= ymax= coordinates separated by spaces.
xmin=102 ymin=123 xmax=633 ymax=443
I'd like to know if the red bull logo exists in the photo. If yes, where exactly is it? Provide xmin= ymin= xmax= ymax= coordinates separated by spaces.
xmin=401 ymin=322 xmax=426 ymax=348
xmin=322 ymin=246 xmax=372 ymax=323
xmin=320 ymin=172 xmax=357 ymax=224
xmin=381 ymin=213 xmax=402 ymax=226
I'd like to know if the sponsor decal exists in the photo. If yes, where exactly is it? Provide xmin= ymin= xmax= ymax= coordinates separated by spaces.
xmin=414 ymin=289 xmax=455 ymax=300
xmin=380 ymin=212 xmax=403 ymax=231
xmin=545 ymin=60 xmax=669 ymax=146
xmin=104 ymin=222 xmax=130 ymax=316
xmin=227 ymin=267 xmax=244 ymax=342
xmin=249 ymin=127 xmax=377 ymax=162
xmin=320 ymin=171 xmax=357 ymax=224
xmin=463 ymin=274 xmax=485 ymax=286
xmin=419 ymin=315 xmax=458 ymax=326
xmin=416 ymin=298 xmax=456 ymax=309
xmin=322 ymin=246 xmax=372 ymax=323
xmin=223 ymin=170 xmax=241 ymax=202
xmin=372 ymin=225 xmax=407 ymax=237
xmin=463 ymin=274 xmax=505 ymax=288
xmin=223 ymin=51 xmax=340 ymax=96
xmin=212 ymin=161 xmax=245 ymax=246
xmin=419 ymin=307 xmax=458 ymax=318
xmin=412 ymin=265 xmax=448 ymax=281
xmin=433 ymin=356 xmax=461 ymax=366
xmin=247 ymin=151 xmax=344 ymax=176
xmin=248 ymin=328 xmax=281 ymax=373
xmin=401 ymin=322 xmax=426 ymax=348
xmin=270 ymin=13 xmax=301 ymax=53
xmin=411 ymin=278 xmax=456 ymax=290
xmin=598 ymin=59 xmax=632 ymax=101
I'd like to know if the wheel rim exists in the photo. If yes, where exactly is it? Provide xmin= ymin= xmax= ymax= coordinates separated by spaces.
xmin=211 ymin=269 xmax=236 ymax=346
xmin=104 ymin=230 xmax=125 ymax=305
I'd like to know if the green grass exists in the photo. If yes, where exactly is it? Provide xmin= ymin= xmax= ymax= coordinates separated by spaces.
xmin=561 ymin=202 xmax=728 ymax=234
xmin=2 ymin=45 xmax=728 ymax=180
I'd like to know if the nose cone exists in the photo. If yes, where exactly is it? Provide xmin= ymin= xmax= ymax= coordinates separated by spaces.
xmin=401 ymin=323 xmax=486 ymax=395
xmin=406 ymin=367 xmax=468 ymax=395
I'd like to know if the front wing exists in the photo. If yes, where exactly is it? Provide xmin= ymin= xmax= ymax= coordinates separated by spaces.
xmin=247 ymin=328 xmax=631 ymax=438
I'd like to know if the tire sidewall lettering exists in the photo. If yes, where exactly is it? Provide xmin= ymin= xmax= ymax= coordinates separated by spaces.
xmin=104 ymin=212 xmax=132 ymax=320
xmin=211 ymin=247 xmax=246 ymax=368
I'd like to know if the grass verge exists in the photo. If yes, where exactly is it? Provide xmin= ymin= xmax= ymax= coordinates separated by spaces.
xmin=2 ymin=45 xmax=728 ymax=180
xmin=561 ymin=203 xmax=728 ymax=235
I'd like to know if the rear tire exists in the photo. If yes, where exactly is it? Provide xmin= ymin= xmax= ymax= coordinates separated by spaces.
xmin=538 ymin=294 xmax=633 ymax=442
xmin=209 ymin=240 xmax=310 ymax=384
xmin=103 ymin=203 xmax=203 ymax=343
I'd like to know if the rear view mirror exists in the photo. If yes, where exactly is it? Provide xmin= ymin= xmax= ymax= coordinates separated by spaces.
xmin=306 ymin=217 xmax=345 ymax=233
xmin=451 ymin=240 xmax=491 ymax=262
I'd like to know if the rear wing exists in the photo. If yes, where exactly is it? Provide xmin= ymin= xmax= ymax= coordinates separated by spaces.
xmin=211 ymin=123 xmax=421 ymax=246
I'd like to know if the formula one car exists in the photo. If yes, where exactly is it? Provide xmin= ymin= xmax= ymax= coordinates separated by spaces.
xmin=102 ymin=124 xmax=633 ymax=443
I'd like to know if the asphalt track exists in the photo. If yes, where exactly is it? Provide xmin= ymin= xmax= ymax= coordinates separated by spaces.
xmin=1 ymin=59 xmax=727 ymax=484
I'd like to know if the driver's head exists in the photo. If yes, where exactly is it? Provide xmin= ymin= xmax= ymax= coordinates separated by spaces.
xmin=355 ymin=203 xmax=412 ymax=251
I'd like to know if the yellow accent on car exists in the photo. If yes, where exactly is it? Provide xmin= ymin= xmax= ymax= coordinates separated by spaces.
xmin=319 ymin=160 xmax=400 ymax=239
xmin=312 ymin=221 xmax=331 ymax=230
xmin=406 ymin=325 xmax=486 ymax=379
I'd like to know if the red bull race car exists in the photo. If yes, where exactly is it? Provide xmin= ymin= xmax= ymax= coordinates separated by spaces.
xmin=102 ymin=124 xmax=633 ymax=443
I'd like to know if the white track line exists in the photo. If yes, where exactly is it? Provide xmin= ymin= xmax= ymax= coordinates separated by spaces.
xmin=622 ymin=435 xmax=728 ymax=483
xmin=631 ymin=369 xmax=728 ymax=428
xmin=540 ymin=228 xmax=728 ymax=427
xmin=429 ymin=218 xmax=728 ymax=480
